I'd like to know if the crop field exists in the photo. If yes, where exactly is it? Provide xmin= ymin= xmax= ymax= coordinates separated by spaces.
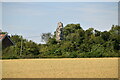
xmin=2 ymin=58 xmax=119 ymax=78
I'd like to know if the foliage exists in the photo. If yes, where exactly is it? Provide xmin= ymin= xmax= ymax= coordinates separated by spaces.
xmin=2 ymin=24 xmax=120 ymax=59
xmin=41 ymin=33 xmax=53 ymax=43
xmin=2 ymin=35 xmax=40 ymax=59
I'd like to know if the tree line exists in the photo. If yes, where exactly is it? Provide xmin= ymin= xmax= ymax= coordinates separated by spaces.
xmin=2 ymin=24 xmax=120 ymax=59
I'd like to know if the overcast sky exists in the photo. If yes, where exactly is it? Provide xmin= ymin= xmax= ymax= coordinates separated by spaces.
xmin=1 ymin=2 xmax=118 ymax=43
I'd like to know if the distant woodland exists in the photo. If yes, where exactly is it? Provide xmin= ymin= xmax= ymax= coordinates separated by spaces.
xmin=2 ymin=24 xmax=120 ymax=59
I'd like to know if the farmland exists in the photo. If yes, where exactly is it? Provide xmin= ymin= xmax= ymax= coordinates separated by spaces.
xmin=2 ymin=58 xmax=119 ymax=78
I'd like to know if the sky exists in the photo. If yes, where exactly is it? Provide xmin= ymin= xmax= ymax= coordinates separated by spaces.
xmin=1 ymin=2 xmax=118 ymax=43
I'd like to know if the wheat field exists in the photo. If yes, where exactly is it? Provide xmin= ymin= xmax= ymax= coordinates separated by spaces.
xmin=2 ymin=58 xmax=119 ymax=78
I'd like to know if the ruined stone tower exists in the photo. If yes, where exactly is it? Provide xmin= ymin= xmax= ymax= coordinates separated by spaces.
xmin=56 ymin=22 xmax=63 ymax=41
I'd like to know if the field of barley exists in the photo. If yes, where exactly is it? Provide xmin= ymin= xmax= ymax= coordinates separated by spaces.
xmin=2 ymin=58 xmax=119 ymax=78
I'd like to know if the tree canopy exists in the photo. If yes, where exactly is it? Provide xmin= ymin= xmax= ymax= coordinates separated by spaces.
xmin=2 ymin=24 xmax=120 ymax=59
